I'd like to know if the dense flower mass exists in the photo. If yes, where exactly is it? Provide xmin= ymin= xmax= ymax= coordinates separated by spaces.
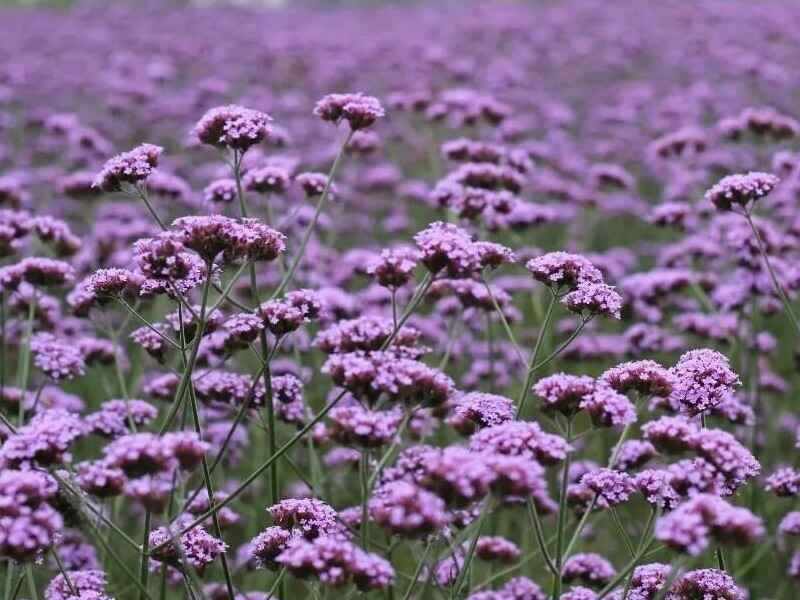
xmin=1 ymin=1 xmax=798 ymax=597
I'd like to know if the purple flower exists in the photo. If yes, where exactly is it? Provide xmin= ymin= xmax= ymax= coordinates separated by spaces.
xmin=779 ymin=512 xmax=800 ymax=537
xmin=562 ymin=282 xmax=622 ymax=319
xmin=268 ymin=498 xmax=345 ymax=540
xmin=669 ymin=349 xmax=740 ymax=415
xmin=296 ymin=172 xmax=332 ymax=198
xmin=533 ymin=374 xmax=594 ymax=416
xmin=75 ymin=461 xmax=126 ymax=498
xmin=667 ymin=569 xmax=745 ymax=600
xmin=86 ymin=399 xmax=157 ymax=438
xmin=30 ymin=333 xmax=86 ymax=380
xmin=258 ymin=289 xmax=321 ymax=336
xmin=689 ymin=428 xmax=760 ymax=492
xmin=93 ymin=143 xmax=163 ymax=191
xmin=314 ymin=315 xmax=421 ymax=354
xmin=45 ymin=569 xmax=108 ymax=600
xmin=766 ymin=466 xmax=800 ymax=496
xmin=367 ymin=247 xmax=419 ymax=289
xmin=525 ymin=252 xmax=602 ymax=290
xmin=641 ymin=416 xmax=699 ymax=454
xmin=580 ymin=469 xmax=635 ymax=507
xmin=613 ymin=440 xmax=656 ymax=471
xmin=446 ymin=392 xmax=515 ymax=434
xmin=599 ymin=360 xmax=674 ymax=398
xmin=580 ymin=386 xmax=636 ymax=428
xmin=414 ymin=221 xmax=482 ymax=277
xmin=314 ymin=93 xmax=385 ymax=130
xmin=203 ymin=178 xmax=237 ymax=204
xmin=150 ymin=517 xmax=227 ymax=574
xmin=655 ymin=494 xmax=763 ymax=556
xmin=705 ymin=171 xmax=779 ymax=211
xmin=0 ymin=469 xmax=62 ymax=561
xmin=474 ymin=536 xmax=520 ymax=564
xmin=0 ymin=410 xmax=86 ymax=468
xmin=249 ymin=526 xmax=294 ymax=570
xmin=276 ymin=535 xmax=394 ymax=590
xmin=192 ymin=105 xmax=272 ymax=151
xmin=328 ymin=405 xmax=402 ymax=448
xmin=419 ymin=447 xmax=494 ymax=507
xmin=369 ymin=481 xmax=447 ymax=537
xmin=562 ymin=553 xmax=616 ymax=587
xmin=469 ymin=420 xmax=572 ymax=465
xmin=244 ymin=165 xmax=291 ymax=194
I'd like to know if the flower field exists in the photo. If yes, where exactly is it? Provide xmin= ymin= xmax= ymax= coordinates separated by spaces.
xmin=1 ymin=1 xmax=800 ymax=598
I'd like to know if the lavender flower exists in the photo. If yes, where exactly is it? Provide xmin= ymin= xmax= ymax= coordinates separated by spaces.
xmin=563 ymin=282 xmax=623 ymax=319
xmin=669 ymin=349 xmax=740 ymax=415
xmin=704 ymin=172 xmax=780 ymax=211
xmin=314 ymin=93 xmax=385 ymax=130
xmin=192 ymin=105 xmax=272 ymax=151
xmin=93 ymin=143 xmax=163 ymax=191
xmin=562 ymin=553 xmax=616 ymax=587
xmin=369 ymin=481 xmax=447 ymax=537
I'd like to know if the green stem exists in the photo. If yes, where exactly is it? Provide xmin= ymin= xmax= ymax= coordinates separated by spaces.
xmin=272 ymin=129 xmax=354 ymax=299
xmin=552 ymin=418 xmax=573 ymax=600
xmin=401 ymin=540 xmax=434 ymax=600
xmin=452 ymin=500 xmax=492 ymax=599
xmin=360 ymin=449 xmax=370 ymax=549
xmin=153 ymin=389 xmax=349 ymax=553
xmin=744 ymin=210 xmax=800 ymax=335
xmin=516 ymin=292 xmax=556 ymax=418
xmin=481 ymin=276 xmax=525 ymax=367
xmin=157 ymin=270 xmax=213 ymax=434
xmin=527 ymin=499 xmax=557 ymax=575
xmin=138 ymin=509 xmax=152 ymax=600
xmin=16 ymin=298 xmax=36 ymax=423
xmin=24 ymin=566 xmax=38 ymax=600
xmin=136 ymin=184 xmax=168 ymax=231
xmin=116 ymin=297 xmax=181 ymax=350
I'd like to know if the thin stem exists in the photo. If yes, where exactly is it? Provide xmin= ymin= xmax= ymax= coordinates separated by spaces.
xmin=552 ymin=418 xmax=573 ymax=600
xmin=51 ymin=550 xmax=78 ymax=596
xmin=138 ymin=509 xmax=152 ymax=600
xmin=367 ymin=410 xmax=413 ymax=490
xmin=4 ymin=561 xmax=16 ymax=600
xmin=267 ymin=569 xmax=286 ymax=600
xmin=153 ymin=389 xmax=350 ymax=553
xmin=486 ymin=311 xmax=494 ymax=393
xmin=157 ymin=269 xmax=213 ymax=434
xmin=598 ymin=508 xmax=659 ymax=599
xmin=401 ymin=540 xmax=434 ymax=600
xmin=24 ymin=566 xmax=38 ymax=600
xmin=516 ymin=291 xmax=556 ymax=418
xmin=561 ymin=496 xmax=597 ymax=570
xmin=452 ymin=499 xmax=492 ymax=599
xmin=186 ymin=366 xmax=237 ymax=598
xmin=610 ymin=508 xmax=636 ymax=559
xmin=480 ymin=275 xmax=525 ymax=366
xmin=209 ymin=261 xmax=250 ymax=313
xmin=83 ymin=511 xmax=153 ymax=600
xmin=116 ymin=297 xmax=181 ymax=350
xmin=529 ymin=317 xmax=589 ymax=373
xmin=527 ymin=499 xmax=557 ymax=575
xmin=135 ymin=184 xmax=168 ymax=231
xmin=360 ymin=449 xmax=370 ymax=549
xmin=381 ymin=273 xmax=433 ymax=351
xmin=272 ymin=129 xmax=354 ymax=299
xmin=232 ymin=152 xmax=281 ymax=519
xmin=16 ymin=297 xmax=36 ymax=423
xmin=391 ymin=288 xmax=398 ymax=331
xmin=8 ymin=574 xmax=23 ymax=600
xmin=744 ymin=210 xmax=800 ymax=335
